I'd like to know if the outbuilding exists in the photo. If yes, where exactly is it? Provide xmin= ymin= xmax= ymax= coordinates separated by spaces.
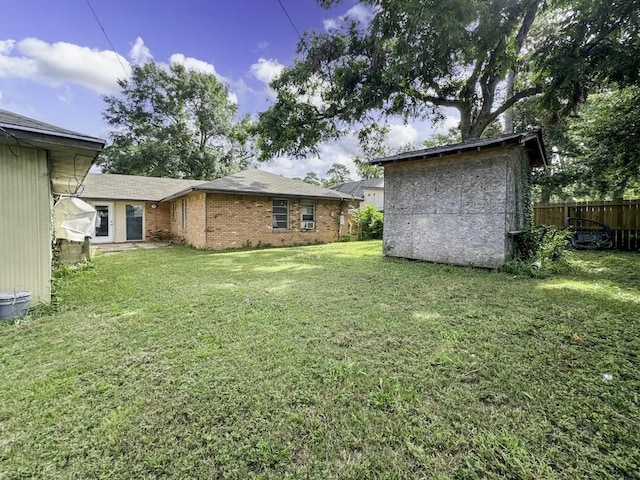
xmin=371 ymin=131 xmax=547 ymax=268
xmin=0 ymin=109 xmax=105 ymax=303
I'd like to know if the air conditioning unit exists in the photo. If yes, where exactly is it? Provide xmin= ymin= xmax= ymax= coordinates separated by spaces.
xmin=302 ymin=221 xmax=315 ymax=230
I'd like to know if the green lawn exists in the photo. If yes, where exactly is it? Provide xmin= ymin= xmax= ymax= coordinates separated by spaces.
xmin=1 ymin=241 xmax=639 ymax=479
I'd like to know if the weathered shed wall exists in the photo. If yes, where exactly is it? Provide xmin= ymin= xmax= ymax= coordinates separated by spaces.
xmin=0 ymin=144 xmax=52 ymax=303
xmin=383 ymin=146 xmax=530 ymax=268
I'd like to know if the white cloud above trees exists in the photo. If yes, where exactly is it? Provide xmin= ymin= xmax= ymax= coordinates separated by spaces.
xmin=323 ymin=4 xmax=375 ymax=31
xmin=0 ymin=37 xmax=130 ymax=94
xmin=129 ymin=37 xmax=153 ymax=65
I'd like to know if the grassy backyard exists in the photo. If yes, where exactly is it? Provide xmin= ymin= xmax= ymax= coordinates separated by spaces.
xmin=1 ymin=241 xmax=638 ymax=479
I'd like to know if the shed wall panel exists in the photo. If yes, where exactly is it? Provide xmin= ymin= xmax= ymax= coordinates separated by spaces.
xmin=0 ymin=144 xmax=52 ymax=303
xmin=383 ymin=146 xmax=528 ymax=268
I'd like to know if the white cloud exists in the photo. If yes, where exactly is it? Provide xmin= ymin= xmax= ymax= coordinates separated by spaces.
xmin=0 ymin=40 xmax=15 ymax=54
xmin=384 ymin=124 xmax=419 ymax=150
xmin=250 ymin=58 xmax=284 ymax=85
xmin=257 ymin=42 xmax=269 ymax=50
xmin=169 ymin=53 xmax=217 ymax=75
xmin=57 ymin=85 xmax=72 ymax=103
xmin=324 ymin=4 xmax=375 ymax=31
xmin=129 ymin=36 xmax=153 ymax=65
xmin=345 ymin=4 xmax=375 ymax=24
xmin=0 ymin=37 xmax=130 ymax=95
xmin=323 ymin=18 xmax=340 ymax=31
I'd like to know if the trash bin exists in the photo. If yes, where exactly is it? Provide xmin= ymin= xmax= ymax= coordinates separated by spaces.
xmin=0 ymin=291 xmax=32 ymax=321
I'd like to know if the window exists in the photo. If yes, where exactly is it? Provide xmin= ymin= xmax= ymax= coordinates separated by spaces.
xmin=125 ymin=204 xmax=143 ymax=241
xmin=272 ymin=199 xmax=288 ymax=229
xmin=172 ymin=201 xmax=178 ymax=222
xmin=300 ymin=199 xmax=315 ymax=229
xmin=181 ymin=198 xmax=188 ymax=231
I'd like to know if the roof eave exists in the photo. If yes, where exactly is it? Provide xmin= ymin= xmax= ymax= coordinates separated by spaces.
xmin=371 ymin=130 xmax=547 ymax=167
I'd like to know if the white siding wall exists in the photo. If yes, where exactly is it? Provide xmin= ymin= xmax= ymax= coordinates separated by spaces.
xmin=0 ymin=144 xmax=52 ymax=303
xmin=362 ymin=188 xmax=384 ymax=210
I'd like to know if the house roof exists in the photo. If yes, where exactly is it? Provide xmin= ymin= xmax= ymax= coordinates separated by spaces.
xmin=80 ymin=173 xmax=209 ymax=202
xmin=370 ymin=130 xmax=547 ymax=168
xmin=0 ymin=108 xmax=105 ymax=194
xmin=165 ymin=169 xmax=358 ymax=201
xmin=331 ymin=178 xmax=384 ymax=199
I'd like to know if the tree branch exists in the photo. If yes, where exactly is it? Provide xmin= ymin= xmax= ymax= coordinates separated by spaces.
xmin=489 ymin=85 xmax=543 ymax=121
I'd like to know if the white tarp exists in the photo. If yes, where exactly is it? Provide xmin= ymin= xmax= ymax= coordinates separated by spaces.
xmin=54 ymin=197 xmax=96 ymax=242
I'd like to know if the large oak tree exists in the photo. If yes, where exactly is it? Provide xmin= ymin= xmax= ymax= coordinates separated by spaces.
xmin=100 ymin=62 xmax=254 ymax=179
xmin=256 ymin=0 xmax=640 ymax=160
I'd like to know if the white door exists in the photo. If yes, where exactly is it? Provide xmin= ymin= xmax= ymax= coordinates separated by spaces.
xmin=93 ymin=203 xmax=114 ymax=243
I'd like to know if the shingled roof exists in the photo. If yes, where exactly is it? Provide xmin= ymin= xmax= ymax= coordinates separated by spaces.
xmin=0 ymin=108 xmax=104 ymax=145
xmin=371 ymin=130 xmax=547 ymax=167
xmin=331 ymin=178 xmax=383 ymax=199
xmin=165 ymin=169 xmax=357 ymax=201
xmin=0 ymin=108 xmax=105 ymax=195
xmin=80 ymin=173 xmax=208 ymax=202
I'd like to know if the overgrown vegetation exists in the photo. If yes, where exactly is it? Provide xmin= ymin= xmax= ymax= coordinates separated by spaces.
xmin=505 ymin=226 xmax=573 ymax=276
xmin=355 ymin=205 xmax=383 ymax=240
xmin=1 ymin=242 xmax=638 ymax=478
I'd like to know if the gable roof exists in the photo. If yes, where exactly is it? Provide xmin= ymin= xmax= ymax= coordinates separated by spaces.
xmin=80 ymin=173 xmax=209 ymax=202
xmin=0 ymin=109 xmax=105 ymax=194
xmin=331 ymin=178 xmax=384 ymax=199
xmin=371 ymin=130 xmax=547 ymax=168
xmin=165 ymin=169 xmax=357 ymax=201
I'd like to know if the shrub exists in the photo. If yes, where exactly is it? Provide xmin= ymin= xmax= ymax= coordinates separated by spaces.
xmin=504 ymin=225 xmax=572 ymax=276
xmin=355 ymin=205 xmax=384 ymax=240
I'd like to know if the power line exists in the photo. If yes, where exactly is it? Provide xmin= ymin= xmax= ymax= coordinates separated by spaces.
xmin=85 ymin=0 xmax=129 ymax=78
xmin=276 ymin=0 xmax=305 ymax=45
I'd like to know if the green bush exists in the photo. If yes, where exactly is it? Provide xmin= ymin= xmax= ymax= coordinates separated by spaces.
xmin=355 ymin=205 xmax=384 ymax=240
xmin=504 ymin=225 xmax=572 ymax=275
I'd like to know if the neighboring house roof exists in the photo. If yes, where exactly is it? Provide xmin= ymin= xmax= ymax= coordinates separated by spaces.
xmin=0 ymin=108 xmax=105 ymax=194
xmin=331 ymin=178 xmax=384 ymax=199
xmin=371 ymin=130 xmax=547 ymax=168
xmin=165 ymin=169 xmax=358 ymax=201
xmin=80 ymin=173 xmax=209 ymax=202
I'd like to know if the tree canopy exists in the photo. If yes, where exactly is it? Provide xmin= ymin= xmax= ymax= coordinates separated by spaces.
xmin=323 ymin=163 xmax=352 ymax=187
xmin=100 ymin=62 xmax=254 ymax=179
xmin=256 ymin=0 xmax=640 ymax=161
xmin=565 ymin=86 xmax=640 ymax=199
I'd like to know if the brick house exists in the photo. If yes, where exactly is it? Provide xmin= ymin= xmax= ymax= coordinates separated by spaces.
xmin=370 ymin=131 xmax=547 ymax=268
xmin=81 ymin=169 xmax=356 ymax=249
xmin=80 ymin=173 xmax=208 ymax=244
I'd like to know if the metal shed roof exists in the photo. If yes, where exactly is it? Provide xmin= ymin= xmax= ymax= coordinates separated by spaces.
xmin=371 ymin=130 xmax=546 ymax=168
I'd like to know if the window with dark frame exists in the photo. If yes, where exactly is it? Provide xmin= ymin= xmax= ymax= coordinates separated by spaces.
xmin=272 ymin=199 xmax=288 ymax=229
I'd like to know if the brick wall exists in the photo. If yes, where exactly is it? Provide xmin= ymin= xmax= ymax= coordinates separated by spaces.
xmin=204 ymin=193 xmax=348 ymax=250
xmin=145 ymin=202 xmax=172 ymax=241
xmin=169 ymin=192 xmax=207 ymax=248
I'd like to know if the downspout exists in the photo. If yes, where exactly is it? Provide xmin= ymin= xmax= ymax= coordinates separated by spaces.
xmin=338 ymin=200 xmax=348 ymax=241
xmin=204 ymin=192 xmax=209 ymax=249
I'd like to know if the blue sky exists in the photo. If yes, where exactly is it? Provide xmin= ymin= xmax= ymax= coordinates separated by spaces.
xmin=0 ymin=0 xmax=457 ymax=178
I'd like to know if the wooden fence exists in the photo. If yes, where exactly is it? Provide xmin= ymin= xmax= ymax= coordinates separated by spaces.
xmin=534 ymin=199 xmax=640 ymax=251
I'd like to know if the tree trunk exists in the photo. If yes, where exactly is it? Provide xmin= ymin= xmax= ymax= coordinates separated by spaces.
xmin=504 ymin=70 xmax=515 ymax=133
